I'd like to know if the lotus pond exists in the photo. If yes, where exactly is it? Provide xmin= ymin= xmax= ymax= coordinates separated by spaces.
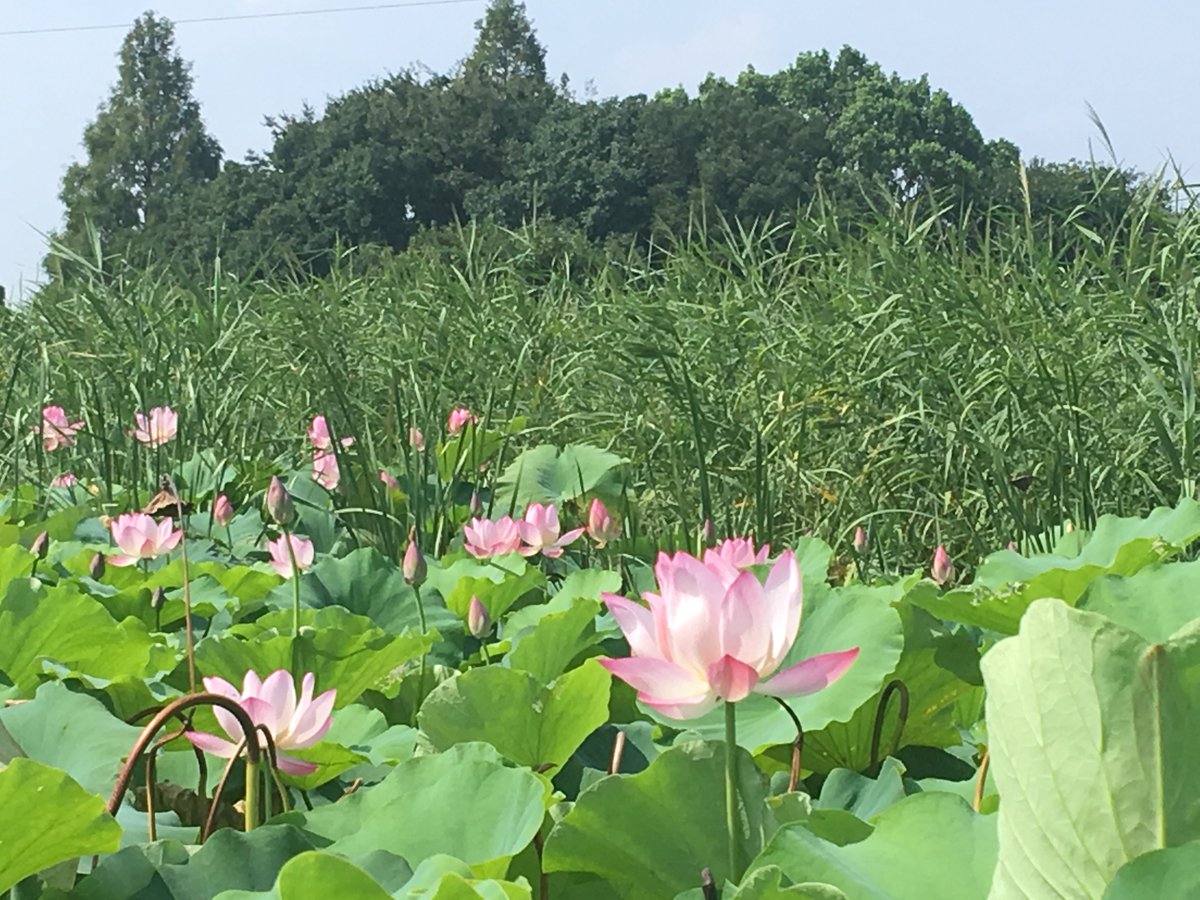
xmin=4 ymin=407 xmax=1200 ymax=899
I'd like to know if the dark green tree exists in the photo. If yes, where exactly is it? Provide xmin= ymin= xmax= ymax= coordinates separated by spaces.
xmin=54 ymin=11 xmax=221 ymax=267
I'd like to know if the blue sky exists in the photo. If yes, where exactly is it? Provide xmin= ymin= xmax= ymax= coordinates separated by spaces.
xmin=1 ymin=0 xmax=1195 ymax=297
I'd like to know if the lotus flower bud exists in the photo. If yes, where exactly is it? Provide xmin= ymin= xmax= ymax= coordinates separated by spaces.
xmin=469 ymin=492 xmax=483 ymax=517
xmin=89 ymin=552 xmax=106 ymax=579
xmin=931 ymin=545 xmax=955 ymax=586
xmin=701 ymin=518 xmax=716 ymax=547
xmin=587 ymin=498 xmax=620 ymax=548
xmin=853 ymin=526 xmax=868 ymax=554
xmin=403 ymin=531 xmax=427 ymax=588
xmin=29 ymin=531 xmax=49 ymax=561
xmin=467 ymin=596 xmax=491 ymax=638
xmin=265 ymin=476 xmax=294 ymax=525
xmin=150 ymin=586 xmax=166 ymax=611
xmin=1006 ymin=540 xmax=1019 ymax=553
xmin=213 ymin=494 xmax=234 ymax=527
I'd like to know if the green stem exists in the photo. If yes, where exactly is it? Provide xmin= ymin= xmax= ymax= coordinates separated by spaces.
xmin=243 ymin=758 xmax=259 ymax=831
xmin=413 ymin=583 xmax=428 ymax=725
xmin=724 ymin=700 xmax=740 ymax=883
xmin=283 ymin=526 xmax=301 ymax=638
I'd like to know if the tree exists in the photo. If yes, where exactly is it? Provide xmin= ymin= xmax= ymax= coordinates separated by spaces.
xmin=54 ymin=12 xmax=221 ymax=267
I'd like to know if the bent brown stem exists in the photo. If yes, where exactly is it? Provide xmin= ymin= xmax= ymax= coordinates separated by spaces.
xmin=868 ymin=679 xmax=910 ymax=772
xmin=144 ymin=726 xmax=187 ymax=842
xmin=609 ymin=730 xmax=626 ymax=775
xmin=108 ymin=693 xmax=263 ymax=835
xmin=771 ymin=697 xmax=805 ymax=792
xmin=973 ymin=748 xmax=990 ymax=812
xmin=127 ymin=705 xmax=209 ymax=801
xmin=201 ymin=737 xmax=249 ymax=841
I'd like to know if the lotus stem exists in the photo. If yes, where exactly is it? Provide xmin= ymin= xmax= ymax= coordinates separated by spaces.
xmin=724 ymin=700 xmax=740 ymax=883
xmin=868 ymin=678 xmax=910 ymax=772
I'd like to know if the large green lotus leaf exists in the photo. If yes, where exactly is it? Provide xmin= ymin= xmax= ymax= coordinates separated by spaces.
xmin=543 ymin=740 xmax=768 ymax=897
xmin=674 ymin=868 xmax=848 ymax=899
xmin=419 ymin=660 xmax=610 ymax=772
xmin=913 ymin=499 xmax=1200 ymax=634
xmin=195 ymin=606 xmax=434 ymax=708
xmin=814 ymin=758 xmax=910 ymax=823
xmin=1078 ymin=559 xmax=1200 ymax=642
xmin=653 ymin=582 xmax=904 ymax=751
xmin=397 ymin=855 xmax=533 ymax=899
xmin=982 ymin=599 xmax=1200 ymax=897
xmin=1102 ymin=842 xmax=1200 ymax=898
xmin=505 ymin=599 xmax=604 ymax=684
xmin=210 ymin=851 xmax=390 ymax=900
xmin=278 ymin=743 xmax=545 ymax=872
xmin=491 ymin=443 xmax=628 ymax=511
xmin=799 ymin=603 xmax=982 ymax=773
xmin=0 ymin=578 xmax=162 ymax=694
xmin=436 ymin=559 xmax=546 ymax=623
xmin=0 ymin=544 xmax=35 ymax=597
xmin=750 ymin=792 xmax=997 ymax=899
xmin=0 ymin=681 xmax=141 ymax=797
xmin=74 ymin=825 xmax=321 ymax=900
xmin=263 ymin=548 xmax=457 ymax=640
xmin=0 ymin=758 xmax=122 ymax=895
xmin=502 ymin=568 xmax=621 ymax=642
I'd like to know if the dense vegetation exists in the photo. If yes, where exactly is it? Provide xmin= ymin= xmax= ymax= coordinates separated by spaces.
xmin=49 ymin=2 xmax=1157 ymax=280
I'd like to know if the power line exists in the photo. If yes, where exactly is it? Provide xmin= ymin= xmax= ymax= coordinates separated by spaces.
xmin=0 ymin=0 xmax=483 ymax=38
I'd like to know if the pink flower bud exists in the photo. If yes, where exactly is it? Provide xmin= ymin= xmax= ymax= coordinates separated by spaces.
xmin=853 ymin=526 xmax=868 ymax=554
xmin=587 ymin=498 xmax=621 ymax=548
xmin=379 ymin=469 xmax=401 ymax=491
xmin=931 ymin=545 xmax=955 ymax=586
xmin=467 ymin=596 xmax=491 ymax=638
xmin=469 ymin=492 xmax=483 ymax=517
xmin=265 ymin=476 xmax=294 ymax=525
xmin=408 ymin=427 xmax=425 ymax=451
xmin=1006 ymin=540 xmax=1019 ymax=553
xmin=447 ymin=407 xmax=478 ymax=435
xmin=213 ymin=494 xmax=234 ymax=527
xmin=89 ymin=552 xmax=106 ymax=579
xmin=403 ymin=533 xmax=427 ymax=587
xmin=701 ymin=518 xmax=716 ymax=546
xmin=29 ymin=530 xmax=49 ymax=561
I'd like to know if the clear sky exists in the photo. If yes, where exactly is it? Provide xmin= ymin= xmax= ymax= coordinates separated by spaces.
xmin=2 ymin=0 xmax=1196 ymax=299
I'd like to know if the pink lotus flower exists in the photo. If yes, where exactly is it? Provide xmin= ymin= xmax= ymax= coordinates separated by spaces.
xmin=447 ymin=407 xmax=478 ymax=435
xmin=518 ymin=502 xmax=584 ymax=558
xmin=268 ymin=533 xmax=315 ymax=579
xmin=587 ymin=498 xmax=621 ymax=548
xmin=599 ymin=548 xmax=859 ymax=720
xmin=51 ymin=473 xmax=78 ymax=488
xmin=467 ymin=596 xmax=491 ymax=638
xmin=408 ymin=426 xmax=426 ymax=451
xmin=186 ymin=670 xmax=336 ymax=776
xmin=130 ymin=406 xmax=177 ymax=447
xmin=38 ymin=406 xmax=84 ymax=452
xmin=931 ymin=545 xmax=955 ymax=585
xmin=307 ymin=415 xmax=354 ymax=452
xmin=213 ymin=494 xmax=234 ymax=527
xmin=379 ymin=469 xmax=401 ymax=490
xmin=463 ymin=516 xmax=522 ymax=559
xmin=311 ymin=451 xmax=340 ymax=490
xmin=705 ymin=537 xmax=770 ymax=570
xmin=108 ymin=513 xmax=183 ymax=567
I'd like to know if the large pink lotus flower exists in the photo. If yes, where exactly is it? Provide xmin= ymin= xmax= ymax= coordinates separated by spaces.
xmin=186 ymin=670 xmax=336 ymax=776
xmin=130 ymin=406 xmax=178 ymax=447
xmin=267 ymin=533 xmax=315 ymax=578
xmin=518 ymin=503 xmax=584 ymax=558
xmin=600 ymin=548 xmax=860 ymax=720
xmin=705 ymin=537 xmax=770 ymax=570
xmin=587 ymin=498 xmax=621 ymax=548
xmin=51 ymin=472 xmax=78 ymax=488
xmin=447 ymin=407 xmax=478 ymax=435
xmin=307 ymin=415 xmax=354 ymax=452
xmin=108 ymin=512 xmax=183 ymax=567
xmin=463 ymin=516 xmax=522 ymax=558
xmin=38 ymin=406 xmax=84 ymax=451
xmin=311 ymin=451 xmax=340 ymax=490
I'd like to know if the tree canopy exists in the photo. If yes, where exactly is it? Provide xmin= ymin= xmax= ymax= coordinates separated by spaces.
xmin=53 ymin=2 xmax=1161 ymax=281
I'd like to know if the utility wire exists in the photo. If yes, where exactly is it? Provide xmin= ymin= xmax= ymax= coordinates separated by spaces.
xmin=0 ymin=0 xmax=482 ymax=38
